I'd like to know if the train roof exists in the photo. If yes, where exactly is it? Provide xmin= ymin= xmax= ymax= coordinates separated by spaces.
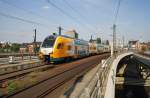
xmin=46 ymin=34 xmax=88 ymax=42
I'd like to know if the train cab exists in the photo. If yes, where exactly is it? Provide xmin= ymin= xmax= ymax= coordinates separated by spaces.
xmin=39 ymin=35 xmax=75 ymax=63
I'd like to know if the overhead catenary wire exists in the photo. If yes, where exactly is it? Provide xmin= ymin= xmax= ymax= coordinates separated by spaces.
xmin=113 ymin=0 xmax=122 ymax=24
xmin=46 ymin=0 xmax=80 ymax=23
xmin=0 ymin=0 xmax=41 ymax=17
xmin=0 ymin=12 xmax=50 ymax=28
xmin=0 ymin=0 xmax=71 ymax=34
xmin=81 ymin=0 xmax=100 ymax=9
xmin=0 ymin=0 xmax=57 ymax=27
xmin=112 ymin=0 xmax=122 ymax=55
xmin=46 ymin=0 xmax=95 ymax=33
xmin=1 ymin=0 xmax=95 ymax=33
xmin=63 ymin=0 xmax=96 ymax=33
xmin=63 ymin=0 xmax=83 ymax=18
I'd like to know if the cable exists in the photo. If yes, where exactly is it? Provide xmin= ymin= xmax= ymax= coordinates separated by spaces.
xmin=0 ymin=0 xmax=52 ymax=24
xmin=47 ymin=0 xmax=77 ymax=22
xmin=0 ymin=12 xmax=49 ymax=28
xmin=63 ymin=0 xmax=96 ymax=32
xmin=114 ymin=0 xmax=122 ymax=24
xmin=1 ymin=0 xmax=38 ymax=16
xmin=46 ymin=0 xmax=94 ymax=33
xmin=63 ymin=0 xmax=85 ymax=19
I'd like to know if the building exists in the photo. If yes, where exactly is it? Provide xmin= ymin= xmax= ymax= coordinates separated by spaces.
xmin=19 ymin=43 xmax=28 ymax=53
xmin=0 ymin=41 xmax=12 ymax=48
xmin=64 ymin=30 xmax=78 ymax=39
xmin=140 ymin=42 xmax=150 ymax=51
xmin=128 ymin=40 xmax=141 ymax=50
xmin=19 ymin=42 xmax=42 ymax=53
xmin=20 ymin=46 xmax=27 ymax=53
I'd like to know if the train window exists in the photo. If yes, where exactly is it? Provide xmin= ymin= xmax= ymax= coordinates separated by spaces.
xmin=61 ymin=43 xmax=64 ymax=49
xmin=57 ymin=43 xmax=64 ymax=49
xmin=57 ymin=43 xmax=61 ymax=49
xmin=42 ymin=36 xmax=56 ymax=48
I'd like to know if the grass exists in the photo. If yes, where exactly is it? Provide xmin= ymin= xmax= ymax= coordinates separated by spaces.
xmin=6 ymin=71 xmax=43 ymax=94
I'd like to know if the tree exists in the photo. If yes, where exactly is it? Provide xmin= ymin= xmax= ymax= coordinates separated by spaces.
xmin=0 ymin=48 xmax=4 ymax=53
xmin=141 ymin=46 xmax=146 ymax=52
xmin=11 ymin=43 xmax=21 ymax=52
xmin=0 ymin=43 xmax=2 ymax=48
xmin=5 ymin=42 xmax=11 ymax=53
xmin=96 ymin=38 xmax=101 ymax=44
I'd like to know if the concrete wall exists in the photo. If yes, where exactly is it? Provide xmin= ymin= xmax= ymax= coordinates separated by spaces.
xmin=104 ymin=52 xmax=133 ymax=98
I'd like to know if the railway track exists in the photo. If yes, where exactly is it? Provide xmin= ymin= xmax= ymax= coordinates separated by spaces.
xmin=0 ymin=63 xmax=53 ymax=84
xmin=0 ymin=53 xmax=36 ymax=58
xmin=0 ymin=56 xmax=38 ymax=65
xmin=0 ymin=61 xmax=43 ymax=75
xmin=139 ymin=52 xmax=150 ymax=58
xmin=1 ymin=53 xmax=110 ymax=98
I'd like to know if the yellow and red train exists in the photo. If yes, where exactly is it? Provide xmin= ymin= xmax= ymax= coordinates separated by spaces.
xmin=38 ymin=34 xmax=110 ymax=63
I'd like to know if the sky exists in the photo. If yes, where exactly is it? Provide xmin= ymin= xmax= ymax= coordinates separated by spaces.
xmin=0 ymin=0 xmax=150 ymax=43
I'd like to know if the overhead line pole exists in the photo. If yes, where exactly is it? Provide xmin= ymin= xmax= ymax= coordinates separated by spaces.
xmin=112 ymin=0 xmax=122 ymax=56
xmin=113 ymin=24 xmax=116 ymax=55
xmin=58 ymin=26 xmax=63 ymax=35
xmin=123 ymin=35 xmax=125 ymax=48
xmin=34 ymin=29 xmax=37 ymax=55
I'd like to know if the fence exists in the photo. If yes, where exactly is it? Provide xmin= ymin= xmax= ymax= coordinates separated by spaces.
xmin=77 ymin=51 xmax=130 ymax=98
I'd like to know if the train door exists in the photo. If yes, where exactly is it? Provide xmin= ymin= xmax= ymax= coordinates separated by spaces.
xmin=56 ymin=42 xmax=65 ymax=58
xmin=66 ymin=41 xmax=74 ymax=56
xmin=74 ymin=46 xmax=78 ymax=58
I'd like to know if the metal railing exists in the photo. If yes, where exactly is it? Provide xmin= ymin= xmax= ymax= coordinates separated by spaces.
xmin=78 ymin=56 xmax=115 ymax=98
xmin=77 ymin=51 xmax=128 ymax=98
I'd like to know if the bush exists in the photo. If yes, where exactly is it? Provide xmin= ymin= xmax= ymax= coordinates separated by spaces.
xmin=11 ymin=43 xmax=21 ymax=52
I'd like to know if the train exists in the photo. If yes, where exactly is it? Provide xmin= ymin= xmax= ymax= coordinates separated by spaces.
xmin=38 ymin=34 xmax=110 ymax=63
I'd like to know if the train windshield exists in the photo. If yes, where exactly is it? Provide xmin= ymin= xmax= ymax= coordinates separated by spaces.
xmin=42 ymin=36 xmax=56 ymax=48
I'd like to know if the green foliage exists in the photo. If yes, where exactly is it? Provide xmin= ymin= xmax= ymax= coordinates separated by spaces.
xmin=4 ymin=43 xmax=11 ymax=53
xmin=0 ymin=43 xmax=21 ymax=53
xmin=7 ymin=81 xmax=18 ymax=93
xmin=0 ymin=48 xmax=4 ymax=53
xmin=11 ymin=43 xmax=21 ymax=52
xmin=141 ymin=46 xmax=146 ymax=51
xmin=0 ymin=43 xmax=11 ymax=53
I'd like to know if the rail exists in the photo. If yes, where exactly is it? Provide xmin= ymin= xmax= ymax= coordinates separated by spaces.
xmin=0 ymin=53 xmax=37 ymax=58
xmin=0 ymin=61 xmax=42 ymax=75
xmin=0 ymin=54 xmax=108 ymax=98
xmin=0 ymin=55 xmax=38 ymax=65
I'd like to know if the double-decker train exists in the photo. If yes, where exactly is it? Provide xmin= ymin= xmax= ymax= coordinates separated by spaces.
xmin=38 ymin=34 xmax=110 ymax=63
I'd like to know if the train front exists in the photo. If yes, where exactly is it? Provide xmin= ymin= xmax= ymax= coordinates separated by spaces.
xmin=39 ymin=35 xmax=56 ymax=63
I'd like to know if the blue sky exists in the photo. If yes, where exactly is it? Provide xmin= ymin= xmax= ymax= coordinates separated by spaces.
xmin=0 ymin=0 xmax=149 ymax=43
